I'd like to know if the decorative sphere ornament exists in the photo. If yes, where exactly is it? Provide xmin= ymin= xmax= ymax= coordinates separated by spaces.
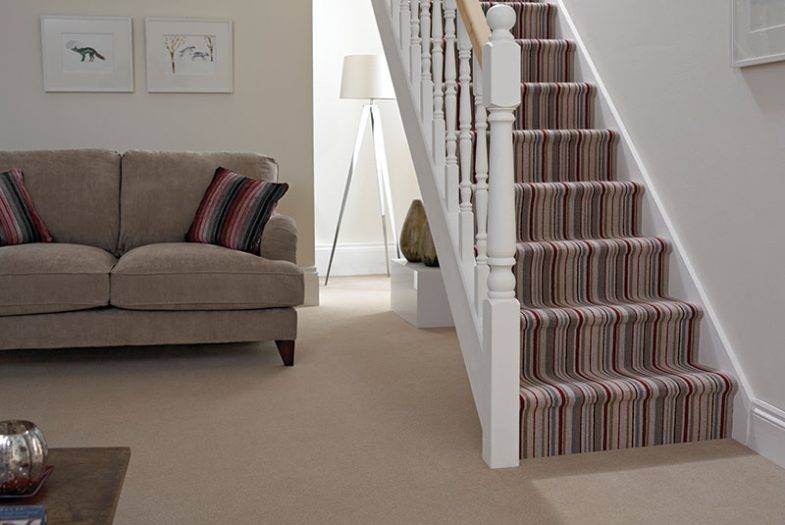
xmin=0 ymin=420 xmax=48 ymax=495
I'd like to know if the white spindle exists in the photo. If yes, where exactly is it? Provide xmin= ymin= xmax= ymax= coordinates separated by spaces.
xmin=444 ymin=0 xmax=459 ymax=241
xmin=457 ymin=16 xmax=474 ymax=289
xmin=400 ymin=0 xmax=411 ymax=77
xmin=481 ymin=4 xmax=521 ymax=469
xmin=431 ymin=0 xmax=446 ymax=200
xmin=392 ymin=0 xmax=401 ymax=43
xmin=473 ymin=52 xmax=489 ymax=313
xmin=410 ymin=0 xmax=422 ymax=110
xmin=420 ymin=0 xmax=434 ymax=151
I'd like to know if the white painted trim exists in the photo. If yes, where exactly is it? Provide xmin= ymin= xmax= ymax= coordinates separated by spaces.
xmin=747 ymin=400 xmax=785 ymax=469
xmin=302 ymin=265 xmax=320 ymax=307
xmin=547 ymin=0 xmax=755 ymax=445
xmin=315 ymin=242 xmax=398 ymax=277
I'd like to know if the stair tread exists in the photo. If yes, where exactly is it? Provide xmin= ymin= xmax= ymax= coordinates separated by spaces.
xmin=520 ymin=297 xmax=702 ymax=320
xmin=520 ymin=365 xmax=735 ymax=404
xmin=521 ymin=81 xmax=593 ymax=88
xmin=513 ymin=129 xmax=617 ymax=137
xmin=517 ymin=235 xmax=669 ymax=250
xmin=516 ymin=38 xmax=574 ymax=45
xmin=515 ymin=180 xmax=640 ymax=189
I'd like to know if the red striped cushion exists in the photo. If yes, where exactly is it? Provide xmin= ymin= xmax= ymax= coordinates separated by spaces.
xmin=186 ymin=167 xmax=289 ymax=254
xmin=0 ymin=169 xmax=53 ymax=247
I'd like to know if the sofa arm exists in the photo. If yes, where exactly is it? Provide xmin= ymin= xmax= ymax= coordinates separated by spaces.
xmin=259 ymin=213 xmax=298 ymax=264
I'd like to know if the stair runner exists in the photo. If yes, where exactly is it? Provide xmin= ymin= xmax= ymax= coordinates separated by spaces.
xmin=480 ymin=1 xmax=737 ymax=458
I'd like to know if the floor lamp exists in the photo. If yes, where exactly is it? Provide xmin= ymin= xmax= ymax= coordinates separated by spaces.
xmin=325 ymin=55 xmax=401 ymax=285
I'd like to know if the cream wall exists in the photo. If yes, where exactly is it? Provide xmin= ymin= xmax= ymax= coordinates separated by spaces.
xmin=561 ymin=0 xmax=785 ymax=411
xmin=313 ymin=0 xmax=420 ymax=275
xmin=0 ymin=0 xmax=315 ymax=271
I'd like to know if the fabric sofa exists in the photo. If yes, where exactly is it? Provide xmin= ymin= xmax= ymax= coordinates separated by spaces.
xmin=0 ymin=150 xmax=303 ymax=365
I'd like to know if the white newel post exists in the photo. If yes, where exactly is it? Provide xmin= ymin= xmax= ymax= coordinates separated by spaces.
xmin=457 ymin=17 xmax=474 ymax=294
xmin=473 ymin=52 xmax=489 ymax=314
xmin=420 ymin=1 xmax=434 ymax=151
xmin=400 ymin=0 xmax=411 ymax=77
xmin=431 ymin=0 xmax=446 ymax=200
xmin=410 ymin=0 xmax=422 ymax=111
xmin=481 ymin=4 xmax=521 ymax=469
xmin=444 ymin=0 xmax=459 ymax=242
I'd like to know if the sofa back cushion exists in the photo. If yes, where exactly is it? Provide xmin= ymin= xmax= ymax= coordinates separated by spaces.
xmin=119 ymin=151 xmax=279 ymax=254
xmin=0 ymin=150 xmax=121 ymax=253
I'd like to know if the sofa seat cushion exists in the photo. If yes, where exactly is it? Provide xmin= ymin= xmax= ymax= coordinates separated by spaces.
xmin=0 ymin=243 xmax=115 ymax=316
xmin=110 ymin=243 xmax=304 ymax=311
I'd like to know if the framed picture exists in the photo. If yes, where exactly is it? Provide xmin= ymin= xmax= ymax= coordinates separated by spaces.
xmin=145 ymin=17 xmax=234 ymax=93
xmin=41 ymin=16 xmax=134 ymax=92
xmin=732 ymin=0 xmax=785 ymax=67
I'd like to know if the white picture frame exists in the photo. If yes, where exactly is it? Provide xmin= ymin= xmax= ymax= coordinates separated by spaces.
xmin=145 ymin=17 xmax=234 ymax=93
xmin=732 ymin=0 xmax=785 ymax=67
xmin=41 ymin=16 xmax=134 ymax=92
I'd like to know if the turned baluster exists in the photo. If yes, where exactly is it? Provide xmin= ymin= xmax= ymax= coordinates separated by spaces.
xmin=444 ymin=0 xmax=459 ymax=241
xmin=392 ymin=0 xmax=401 ymax=43
xmin=457 ymin=16 xmax=475 ymax=287
xmin=400 ymin=0 xmax=411 ymax=77
xmin=432 ymin=0 xmax=446 ymax=200
xmin=410 ymin=0 xmax=422 ymax=110
xmin=420 ymin=0 xmax=434 ymax=150
xmin=473 ymin=52 xmax=489 ymax=312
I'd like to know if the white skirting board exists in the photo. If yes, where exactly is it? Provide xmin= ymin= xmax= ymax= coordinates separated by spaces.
xmin=315 ymin=242 xmax=398 ymax=277
xmin=302 ymin=266 xmax=320 ymax=306
xmin=747 ymin=400 xmax=785 ymax=469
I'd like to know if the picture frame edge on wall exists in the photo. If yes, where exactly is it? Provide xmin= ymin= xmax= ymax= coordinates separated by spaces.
xmin=731 ymin=0 xmax=785 ymax=68
xmin=40 ymin=15 xmax=134 ymax=92
xmin=144 ymin=16 xmax=234 ymax=94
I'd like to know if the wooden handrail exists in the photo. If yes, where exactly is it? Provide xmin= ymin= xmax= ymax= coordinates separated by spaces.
xmin=456 ymin=0 xmax=491 ymax=65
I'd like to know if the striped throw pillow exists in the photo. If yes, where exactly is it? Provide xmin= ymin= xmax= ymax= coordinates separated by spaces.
xmin=186 ymin=167 xmax=289 ymax=254
xmin=0 ymin=168 xmax=53 ymax=247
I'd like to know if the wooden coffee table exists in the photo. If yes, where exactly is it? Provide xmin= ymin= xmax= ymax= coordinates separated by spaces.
xmin=1 ymin=447 xmax=130 ymax=525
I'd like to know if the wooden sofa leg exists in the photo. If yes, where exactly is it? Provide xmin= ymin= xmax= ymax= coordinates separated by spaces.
xmin=276 ymin=340 xmax=295 ymax=366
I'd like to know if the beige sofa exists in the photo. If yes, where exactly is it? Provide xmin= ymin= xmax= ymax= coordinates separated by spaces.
xmin=0 ymin=150 xmax=303 ymax=365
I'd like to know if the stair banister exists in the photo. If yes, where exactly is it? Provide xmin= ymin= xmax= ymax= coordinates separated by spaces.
xmin=373 ymin=0 xmax=521 ymax=468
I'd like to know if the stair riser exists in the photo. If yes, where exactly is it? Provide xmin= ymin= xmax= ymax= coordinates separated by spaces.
xmin=515 ymin=238 xmax=670 ymax=307
xmin=518 ymin=84 xmax=596 ymax=129
xmin=521 ymin=303 xmax=703 ymax=376
xmin=520 ymin=41 xmax=575 ymax=82
xmin=520 ymin=384 xmax=736 ymax=458
xmin=514 ymin=130 xmax=619 ymax=183
xmin=481 ymin=2 xmax=555 ymax=39
xmin=515 ymin=182 xmax=642 ymax=241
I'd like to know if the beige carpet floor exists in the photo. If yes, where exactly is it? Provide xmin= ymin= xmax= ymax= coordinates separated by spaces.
xmin=1 ymin=276 xmax=784 ymax=524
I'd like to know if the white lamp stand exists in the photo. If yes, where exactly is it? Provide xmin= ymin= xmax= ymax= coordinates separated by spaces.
xmin=325 ymin=55 xmax=401 ymax=285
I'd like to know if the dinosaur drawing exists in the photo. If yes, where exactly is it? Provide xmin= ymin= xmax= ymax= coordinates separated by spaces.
xmin=179 ymin=46 xmax=196 ymax=58
xmin=65 ymin=41 xmax=105 ymax=62
xmin=191 ymin=51 xmax=210 ymax=61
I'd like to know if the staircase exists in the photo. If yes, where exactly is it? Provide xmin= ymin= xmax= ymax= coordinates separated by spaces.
xmin=372 ymin=0 xmax=737 ymax=467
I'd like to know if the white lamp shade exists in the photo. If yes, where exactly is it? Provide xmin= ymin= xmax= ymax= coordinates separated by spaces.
xmin=340 ymin=55 xmax=395 ymax=100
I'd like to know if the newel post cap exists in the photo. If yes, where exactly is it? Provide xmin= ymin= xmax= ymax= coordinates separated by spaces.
xmin=482 ymin=5 xmax=521 ymax=108
xmin=486 ymin=4 xmax=516 ymax=34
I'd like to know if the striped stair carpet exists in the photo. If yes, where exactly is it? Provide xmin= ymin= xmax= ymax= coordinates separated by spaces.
xmin=482 ymin=1 xmax=736 ymax=458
